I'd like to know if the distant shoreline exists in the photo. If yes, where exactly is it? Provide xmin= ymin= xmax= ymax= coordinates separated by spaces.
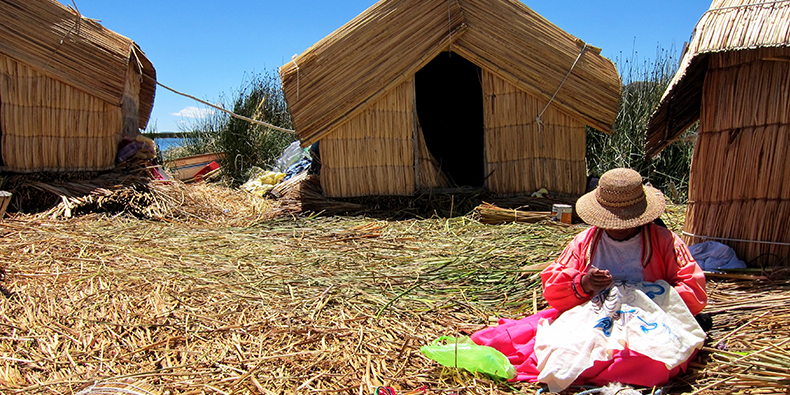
xmin=154 ymin=137 xmax=186 ymax=152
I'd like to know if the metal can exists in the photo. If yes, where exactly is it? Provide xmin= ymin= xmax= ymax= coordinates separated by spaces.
xmin=552 ymin=204 xmax=573 ymax=224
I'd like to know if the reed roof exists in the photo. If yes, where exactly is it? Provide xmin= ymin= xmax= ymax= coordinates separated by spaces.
xmin=0 ymin=0 xmax=156 ymax=129
xmin=646 ymin=0 xmax=790 ymax=157
xmin=280 ymin=0 xmax=621 ymax=147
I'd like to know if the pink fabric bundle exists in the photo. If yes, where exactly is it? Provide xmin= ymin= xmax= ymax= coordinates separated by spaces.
xmin=471 ymin=307 xmax=695 ymax=389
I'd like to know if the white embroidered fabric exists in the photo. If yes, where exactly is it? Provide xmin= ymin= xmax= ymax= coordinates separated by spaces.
xmin=534 ymin=280 xmax=706 ymax=392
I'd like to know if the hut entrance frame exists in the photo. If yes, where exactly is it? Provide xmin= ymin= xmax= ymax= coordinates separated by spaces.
xmin=0 ymin=81 xmax=3 ymax=167
xmin=415 ymin=51 xmax=486 ymax=188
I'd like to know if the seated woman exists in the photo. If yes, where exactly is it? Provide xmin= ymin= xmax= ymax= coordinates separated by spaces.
xmin=472 ymin=168 xmax=707 ymax=391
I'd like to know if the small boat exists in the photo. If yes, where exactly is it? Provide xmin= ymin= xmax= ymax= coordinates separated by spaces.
xmin=167 ymin=152 xmax=225 ymax=182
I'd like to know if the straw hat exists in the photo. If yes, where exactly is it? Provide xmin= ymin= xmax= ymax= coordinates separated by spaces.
xmin=576 ymin=168 xmax=665 ymax=230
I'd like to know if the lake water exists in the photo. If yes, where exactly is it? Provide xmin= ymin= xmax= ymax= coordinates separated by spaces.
xmin=154 ymin=137 xmax=187 ymax=153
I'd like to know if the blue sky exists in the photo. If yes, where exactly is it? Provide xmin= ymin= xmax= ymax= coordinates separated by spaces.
xmin=55 ymin=0 xmax=712 ymax=133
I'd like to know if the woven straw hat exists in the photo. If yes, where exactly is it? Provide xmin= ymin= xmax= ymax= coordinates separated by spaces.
xmin=576 ymin=168 xmax=665 ymax=230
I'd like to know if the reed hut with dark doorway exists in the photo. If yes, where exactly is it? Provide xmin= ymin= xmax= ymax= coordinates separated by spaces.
xmin=0 ymin=0 xmax=156 ymax=173
xmin=646 ymin=0 xmax=790 ymax=266
xmin=280 ymin=0 xmax=621 ymax=198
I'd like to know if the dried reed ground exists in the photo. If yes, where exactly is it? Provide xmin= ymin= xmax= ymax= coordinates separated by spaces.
xmin=0 ymin=185 xmax=787 ymax=395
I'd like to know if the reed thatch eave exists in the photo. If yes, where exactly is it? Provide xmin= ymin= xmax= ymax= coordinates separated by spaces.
xmin=453 ymin=0 xmax=621 ymax=134
xmin=132 ymin=43 xmax=157 ymax=129
xmin=279 ymin=0 xmax=621 ymax=147
xmin=645 ymin=0 xmax=790 ymax=158
xmin=0 ymin=0 xmax=156 ymax=129
xmin=279 ymin=0 xmax=466 ymax=147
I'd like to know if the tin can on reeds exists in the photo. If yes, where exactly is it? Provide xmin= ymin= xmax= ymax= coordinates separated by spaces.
xmin=551 ymin=204 xmax=572 ymax=224
xmin=0 ymin=191 xmax=11 ymax=219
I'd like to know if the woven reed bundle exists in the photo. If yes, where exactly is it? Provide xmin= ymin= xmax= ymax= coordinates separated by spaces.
xmin=472 ymin=202 xmax=552 ymax=225
xmin=2 ymin=161 xmax=277 ymax=226
xmin=693 ymin=0 xmax=790 ymax=54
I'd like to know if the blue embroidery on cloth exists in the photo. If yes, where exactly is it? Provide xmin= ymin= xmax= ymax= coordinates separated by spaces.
xmin=594 ymin=317 xmax=614 ymax=337
xmin=637 ymin=316 xmax=658 ymax=333
xmin=642 ymin=283 xmax=665 ymax=299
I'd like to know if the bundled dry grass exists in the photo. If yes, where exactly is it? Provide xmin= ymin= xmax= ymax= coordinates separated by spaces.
xmin=472 ymin=203 xmax=552 ymax=225
xmin=2 ymin=162 xmax=277 ymax=227
xmin=0 ymin=182 xmax=787 ymax=395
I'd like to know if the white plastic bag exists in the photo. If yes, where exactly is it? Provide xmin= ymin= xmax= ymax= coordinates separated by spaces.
xmin=273 ymin=141 xmax=309 ymax=173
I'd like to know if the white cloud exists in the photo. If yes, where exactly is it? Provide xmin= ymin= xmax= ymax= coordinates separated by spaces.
xmin=171 ymin=106 xmax=216 ymax=119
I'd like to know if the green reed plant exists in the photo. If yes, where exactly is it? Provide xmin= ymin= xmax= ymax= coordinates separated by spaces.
xmin=173 ymin=70 xmax=295 ymax=186
xmin=586 ymin=46 xmax=697 ymax=203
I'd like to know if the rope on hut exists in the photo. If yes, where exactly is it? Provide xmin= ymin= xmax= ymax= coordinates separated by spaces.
xmin=291 ymin=54 xmax=300 ymax=101
xmin=682 ymin=231 xmax=790 ymax=246
xmin=146 ymin=74 xmax=297 ymax=135
xmin=536 ymin=41 xmax=588 ymax=133
xmin=39 ymin=0 xmax=294 ymax=135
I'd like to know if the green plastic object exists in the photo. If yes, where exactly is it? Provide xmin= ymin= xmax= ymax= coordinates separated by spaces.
xmin=420 ymin=336 xmax=516 ymax=380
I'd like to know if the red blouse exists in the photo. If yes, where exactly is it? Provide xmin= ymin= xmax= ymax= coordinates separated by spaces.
xmin=540 ymin=223 xmax=707 ymax=316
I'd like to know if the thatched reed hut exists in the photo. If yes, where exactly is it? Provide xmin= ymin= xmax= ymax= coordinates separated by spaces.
xmin=646 ymin=0 xmax=790 ymax=266
xmin=280 ymin=0 xmax=621 ymax=198
xmin=0 ymin=0 xmax=156 ymax=172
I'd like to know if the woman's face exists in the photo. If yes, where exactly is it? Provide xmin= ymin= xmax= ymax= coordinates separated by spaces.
xmin=604 ymin=227 xmax=640 ymax=241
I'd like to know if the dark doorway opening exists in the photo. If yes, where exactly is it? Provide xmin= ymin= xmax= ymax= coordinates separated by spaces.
xmin=0 ymin=87 xmax=3 ymax=167
xmin=415 ymin=51 xmax=485 ymax=188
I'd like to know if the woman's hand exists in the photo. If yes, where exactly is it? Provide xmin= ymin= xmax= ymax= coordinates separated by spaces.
xmin=581 ymin=267 xmax=613 ymax=294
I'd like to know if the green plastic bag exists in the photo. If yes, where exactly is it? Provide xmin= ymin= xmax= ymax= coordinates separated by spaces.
xmin=420 ymin=335 xmax=516 ymax=379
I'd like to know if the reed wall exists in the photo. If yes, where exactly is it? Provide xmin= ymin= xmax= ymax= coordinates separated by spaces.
xmin=481 ymin=71 xmax=587 ymax=195
xmin=0 ymin=54 xmax=122 ymax=172
xmin=684 ymin=48 xmax=790 ymax=265
xmin=320 ymin=79 xmax=415 ymax=197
